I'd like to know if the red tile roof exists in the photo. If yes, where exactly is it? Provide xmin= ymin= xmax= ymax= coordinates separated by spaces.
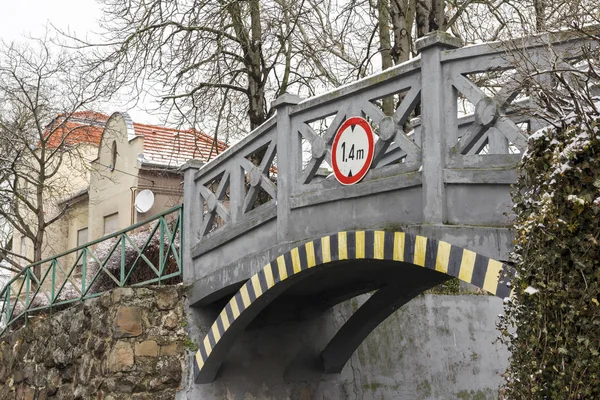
xmin=44 ymin=111 xmax=226 ymax=166
xmin=44 ymin=111 xmax=109 ymax=148
xmin=133 ymin=122 xmax=227 ymax=167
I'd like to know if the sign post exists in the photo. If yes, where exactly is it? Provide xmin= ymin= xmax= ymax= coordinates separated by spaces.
xmin=331 ymin=116 xmax=375 ymax=185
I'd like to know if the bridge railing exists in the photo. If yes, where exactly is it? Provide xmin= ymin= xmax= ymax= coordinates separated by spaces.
xmin=185 ymin=28 xmax=599 ymax=269
xmin=289 ymin=57 xmax=423 ymax=208
xmin=0 ymin=204 xmax=183 ymax=335
xmin=188 ymin=119 xmax=279 ymax=255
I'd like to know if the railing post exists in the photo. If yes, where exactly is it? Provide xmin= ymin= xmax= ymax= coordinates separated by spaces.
xmin=272 ymin=93 xmax=301 ymax=242
xmin=25 ymin=269 xmax=30 ymax=308
xmin=80 ymin=249 xmax=87 ymax=298
xmin=159 ymin=218 xmax=165 ymax=281
xmin=120 ymin=234 xmax=126 ymax=286
xmin=181 ymin=160 xmax=203 ymax=283
xmin=7 ymin=286 xmax=12 ymax=321
xmin=177 ymin=206 xmax=183 ymax=275
xmin=415 ymin=32 xmax=462 ymax=224
xmin=4 ymin=288 xmax=9 ymax=324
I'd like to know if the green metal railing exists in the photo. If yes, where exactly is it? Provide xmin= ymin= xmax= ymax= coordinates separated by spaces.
xmin=0 ymin=204 xmax=183 ymax=335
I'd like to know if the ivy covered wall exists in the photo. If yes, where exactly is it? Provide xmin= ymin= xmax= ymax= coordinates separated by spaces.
xmin=500 ymin=112 xmax=600 ymax=398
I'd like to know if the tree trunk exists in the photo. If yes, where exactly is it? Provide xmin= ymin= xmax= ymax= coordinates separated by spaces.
xmin=430 ymin=0 xmax=445 ymax=32
xmin=534 ymin=0 xmax=546 ymax=32
xmin=227 ymin=0 xmax=268 ymax=130
xmin=378 ymin=0 xmax=395 ymax=115
xmin=416 ymin=0 xmax=444 ymax=37
xmin=415 ymin=0 xmax=432 ymax=37
xmin=33 ymin=242 xmax=42 ymax=278
xmin=247 ymin=0 xmax=266 ymax=129
xmin=391 ymin=0 xmax=415 ymax=64
xmin=34 ymin=150 xmax=46 ymax=278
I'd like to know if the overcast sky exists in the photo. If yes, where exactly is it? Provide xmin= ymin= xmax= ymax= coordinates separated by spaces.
xmin=0 ymin=1 xmax=162 ymax=124
xmin=0 ymin=0 xmax=100 ymax=42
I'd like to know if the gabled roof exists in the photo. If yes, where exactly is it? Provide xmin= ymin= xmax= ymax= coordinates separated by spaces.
xmin=57 ymin=187 xmax=89 ymax=206
xmin=133 ymin=122 xmax=227 ymax=168
xmin=44 ymin=111 xmax=109 ymax=149
xmin=45 ymin=111 xmax=227 ymax=167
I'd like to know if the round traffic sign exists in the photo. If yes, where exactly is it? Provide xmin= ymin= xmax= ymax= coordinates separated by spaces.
xmin=331 ymin=116 xmax=375 ymax=185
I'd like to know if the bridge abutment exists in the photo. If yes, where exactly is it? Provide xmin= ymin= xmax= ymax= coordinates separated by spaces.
xmin=178 ymin=294 xmax=508 ymax=399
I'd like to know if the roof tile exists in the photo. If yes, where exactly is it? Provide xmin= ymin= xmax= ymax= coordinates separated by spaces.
xmin=44 ymin=112 xmax=226 ymax=166
xmin=133 ymin=122 xmax=227 ymax=167
xmin=44 ymin=111 xmax=109 ymax=148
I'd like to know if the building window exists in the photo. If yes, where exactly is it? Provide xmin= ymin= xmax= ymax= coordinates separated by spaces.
xmin=76 ymin=227 xmax=88 ymax=266
xmin=110 ymin=141 xmax=117 ymax=171
xmin=103 ymin=213 xmax=119 ymax=236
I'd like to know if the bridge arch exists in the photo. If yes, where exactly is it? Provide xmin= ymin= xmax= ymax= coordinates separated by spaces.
xmin=193 ymin=230 xmax=514 ymax=383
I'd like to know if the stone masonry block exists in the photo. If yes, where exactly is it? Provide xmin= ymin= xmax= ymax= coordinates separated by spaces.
xmin=112 ymin=287 xmax=134 ymax=303
xmin=114 ymin=306 xmax=143 ymax=338
xmin=46 ymin=369 xmax=61 ymax=395
xmin=99 ymin=292 xmax=112 ymax=309
xmin=163 ymin=311 xmax=179 ymax=330
xmin=107 ymin=341 xmax=134 ymax=373
xmin=135 ymin=340 xmax=159 ymax=357
xmin=23 ymin=386 xmax=36 ymax=400
xmin=156 ymin=288 xmax=179 ymax=310
xmin=160 ymin=342 xmax=183 ymax=356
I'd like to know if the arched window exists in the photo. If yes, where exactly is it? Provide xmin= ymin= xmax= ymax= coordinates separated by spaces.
xmin=110 ymin=141 xmax=117 ymax=171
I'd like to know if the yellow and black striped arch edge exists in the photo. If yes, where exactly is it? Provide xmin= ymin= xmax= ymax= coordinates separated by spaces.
xmin=193 ymin=230 xmax=514 ymax=378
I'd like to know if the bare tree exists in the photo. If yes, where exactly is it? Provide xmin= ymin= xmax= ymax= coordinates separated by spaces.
xmin=447 ymin=0 xmax=600 ymax=44
xmin=0 ymin=37 xmax=114 ymax=275
xmin=76 ymin=0 xmax=600 ymax=151
xmin=76 ymin=0 xmax=370 ymax=147
xmin=83 ymin=0 xmax=502 ymax=135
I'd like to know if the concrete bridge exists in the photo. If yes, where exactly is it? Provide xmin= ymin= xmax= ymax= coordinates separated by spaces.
xmin=181 ymin=30 xmax=595 ymax=386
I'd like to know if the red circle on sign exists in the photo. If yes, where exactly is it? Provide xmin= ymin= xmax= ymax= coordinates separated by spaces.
xmin=331 ymin=116 xmax=375 ymax=185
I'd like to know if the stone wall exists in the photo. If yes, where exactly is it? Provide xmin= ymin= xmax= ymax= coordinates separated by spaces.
xmin=0 ymin=286 xmax=186 ymax=400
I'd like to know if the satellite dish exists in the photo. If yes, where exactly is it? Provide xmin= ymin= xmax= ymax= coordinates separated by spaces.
xmin=135 ymin=190 xmax=155 ymax=213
